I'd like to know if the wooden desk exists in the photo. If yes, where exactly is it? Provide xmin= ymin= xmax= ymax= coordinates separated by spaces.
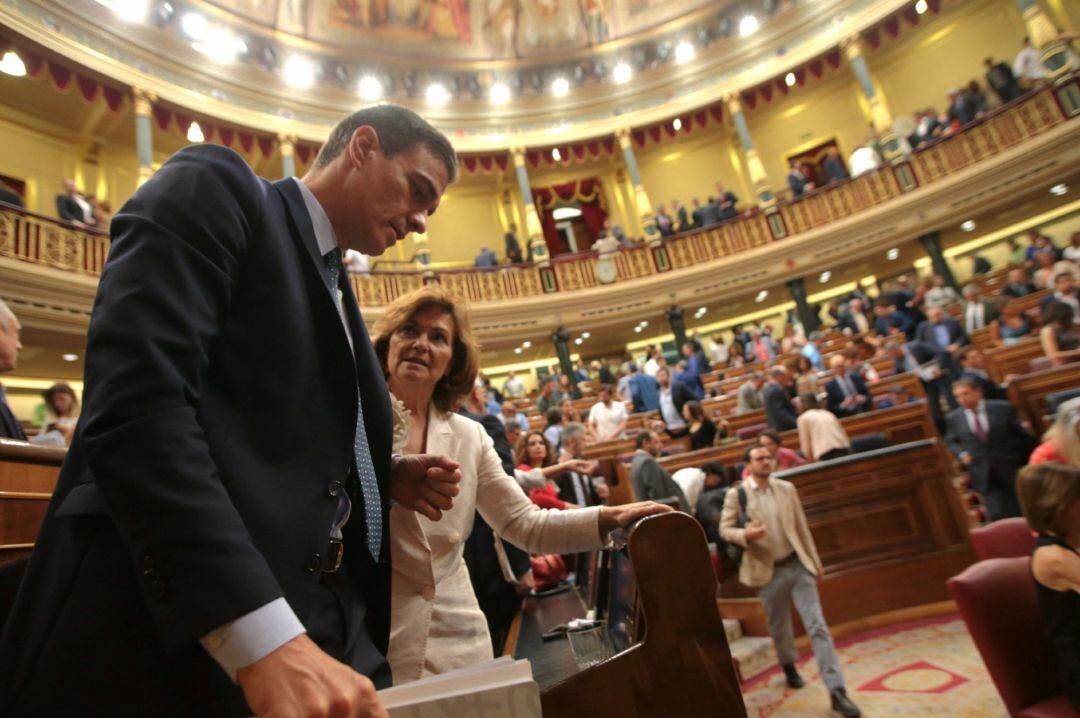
xmin=0 ymin=439 xmax=65 ymax=567
xmin=774 ymin=439 xmax=974 ymax=627
xmin=512 ymin=589 xmax=589 ymax=691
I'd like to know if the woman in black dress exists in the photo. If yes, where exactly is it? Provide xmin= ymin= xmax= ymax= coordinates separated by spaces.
xmin=1016 ymin=462 xmax=1080 ymax=710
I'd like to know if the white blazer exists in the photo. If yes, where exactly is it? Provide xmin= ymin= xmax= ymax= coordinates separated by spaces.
xmin=387 ymin=407 xmax=603 ymax=684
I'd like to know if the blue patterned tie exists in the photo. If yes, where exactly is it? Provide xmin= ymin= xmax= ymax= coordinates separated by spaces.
xmin=323 ymin=248 xmax=383 ymax=562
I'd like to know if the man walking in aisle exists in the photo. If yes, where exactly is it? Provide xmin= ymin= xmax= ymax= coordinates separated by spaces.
xmin=721 ymin=444 xmax=861 ymax=717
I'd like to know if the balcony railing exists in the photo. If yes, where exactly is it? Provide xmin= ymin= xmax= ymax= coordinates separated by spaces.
xmin=2 ymin=74 xmax=1078 ymax=306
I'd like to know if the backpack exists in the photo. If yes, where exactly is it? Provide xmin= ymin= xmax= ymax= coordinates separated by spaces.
xmin=724 ymin=486 xmax=749 ymax=568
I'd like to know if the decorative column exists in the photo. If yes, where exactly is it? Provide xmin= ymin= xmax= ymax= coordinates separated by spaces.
xmin=918 ymin=232 xmax=958 ymax=291
xmin=664 ymin=305 xmax=687 ymax=349
xmin=614 ymin=127 xmax=661 ymax=247
xmin=550 ymin=327 xmax=578 ymax=396
xmin=785 ymin=277 xmax=821 ymax=332
xmin=510 ymin=147 xmax=550 ymax=268
xmin=133 ymin=88 xmax=156 ymax=187
xmin=412 ymin=230 xmax=435 ymax=280
xmin=843 ymin=36 xmax=904 ymax=161
xmin=724 ymin=95 xmax=775 ymax=207
xmin=1016 ymin=0 xmax=1076 ymax=80
xmin=279 ymin=134 xmax=297 ymax=178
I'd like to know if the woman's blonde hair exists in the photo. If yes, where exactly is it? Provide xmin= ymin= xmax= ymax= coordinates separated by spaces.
xmin=372 ymin=285 xmax=480 ymax=412
xmin=1016 ymin=462 xmax=1080 ymax=536
xmin=1043 ymin=396 xmax=1080 ymax=467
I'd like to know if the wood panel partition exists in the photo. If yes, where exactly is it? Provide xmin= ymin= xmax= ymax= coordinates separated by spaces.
xmin=537 ymin=513 xmax=747 ymax=717
xmin=0 ymin=439 xmax=65 ymax=567
xmin=1007 ymin=362 xmax=1080 ymax=434
xmin=773 ymin=439 xmax=974 ymax=626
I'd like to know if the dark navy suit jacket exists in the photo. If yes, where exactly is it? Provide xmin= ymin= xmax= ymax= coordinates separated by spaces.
xmin=1 ymin=145 xmax=395 ymax=716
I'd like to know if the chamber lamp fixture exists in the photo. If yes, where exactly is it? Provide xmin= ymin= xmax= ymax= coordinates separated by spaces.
xmin=180 ymin=11 xmax=207 ymax=40
xmin=425 ymin=83 xmax=450 ymax=106
xmin=489 ymin=82 xmax=511 ymax=105
xmin=62 ymin=353 xmax=79 ymax=362
xmin=785 ymin=72 xmax=796 ymax=87
xmin=673 ymin=118 xmax=682 ymax=131
xmin=613 ymin=62 xmax=633 ymax=84
xmin=675 ymin=41 xmax=695 ymax=65
xmin=961 ymin=220 xmax=976 ymax=232
xmin=1050 ymin=183 xmax=1067 ymax=196
xmin=358 ymin=76 xmax=383 ymax=101
xmin=187 ymin=121 xmax=205 ymax=143
xmin=110 ymin=0 xmax=148 ymax=22
xmin=551 ymin=148 xmax=562 ymax=162
xmin=551 ymin=77 xmax=570 ymax=97
xmin=522 ymin=340 xmax=532 ymax=349
xmin=819 ymin=271 xmax=832 ymax=283
xmin=914 ymin=0 xmax=928 ymax=15
xmin=886 ymin=247 xmax=900 ymax=260
xmin=739 ymin=15 xmax=759 ymax=37
xmin=0 ymin=51 xmax=26 ymax=77
xmin=283 ymin=56 xmax=315 ymax=89
xmin=755 ymin=290 xmax=769 ymax=302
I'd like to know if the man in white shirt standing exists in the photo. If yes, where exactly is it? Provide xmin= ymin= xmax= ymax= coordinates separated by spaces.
xmin=1013 ymin=36 xmax=1046 ymax=87
xmin=587 ymin=384 xmax=628 ymax=442
xmin=796 ymin=393 xmax=852 ymax=461
xmin=502 ymin=370 xmax=526 ymax=399
xmin=961 ymin=284 xmax=997 ymax=335
xmin=720 ymin=445 xmax=861 ymax=717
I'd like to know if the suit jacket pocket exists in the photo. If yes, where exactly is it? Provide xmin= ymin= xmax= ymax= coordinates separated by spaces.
xmin=54 ymin=481 xmax=110 ymax=517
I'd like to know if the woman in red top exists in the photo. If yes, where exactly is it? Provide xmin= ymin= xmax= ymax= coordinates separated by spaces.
xmin=1030 ymin=397 xmax=1080 ymax=467
xmin=514 ymin=430 xmax=591 ymax=509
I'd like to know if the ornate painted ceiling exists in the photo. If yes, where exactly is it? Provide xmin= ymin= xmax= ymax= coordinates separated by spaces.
xmin=0 ymin=0 xmax=916 ymax=149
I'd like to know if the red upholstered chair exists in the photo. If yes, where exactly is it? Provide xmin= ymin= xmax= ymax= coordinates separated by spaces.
xmin=970 ymin=517 xmax=1038 ymax=561
xmin=736 ymin=423 xmax=767 ymax=441
xmin=948 ymin=558 xmax=1078 ymax=718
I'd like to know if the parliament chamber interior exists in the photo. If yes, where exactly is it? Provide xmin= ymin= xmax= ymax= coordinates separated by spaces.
xmin=0 ymin=0 xmax=1079 ymax=714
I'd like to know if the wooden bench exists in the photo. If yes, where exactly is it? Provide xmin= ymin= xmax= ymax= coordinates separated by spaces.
xmin=771 ymin=439 xmax=974 ymax=627
xmin=1007 ymin=362 xmax=1080 ymax=434
xmin=984 ymin=336 xmax=1046 ymax=384
xmin=0 ymin=440 xmax=65 ymax=568
xmin=611 ymin=400 xmax=939 ymax=501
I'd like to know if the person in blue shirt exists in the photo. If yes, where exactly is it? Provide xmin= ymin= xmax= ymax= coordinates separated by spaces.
xmin=628 ymin=363 xmax=661 ymax=413
xmin=800 ymin=332 xmax=824 ymax=370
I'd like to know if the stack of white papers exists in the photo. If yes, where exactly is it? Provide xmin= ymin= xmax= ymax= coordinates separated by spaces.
xmin=378 ymin=657 xmax=541 ymax=718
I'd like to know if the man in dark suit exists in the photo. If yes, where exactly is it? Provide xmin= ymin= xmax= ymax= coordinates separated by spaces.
xmin=872 ymin=302 xmax=913 ymax=337
xmin=630 ymin=430 xmax=690 ymax=512
xmin=503 ymin=223 xmax=523 ymax=264
xmin=824 ymin=355 xmax=870 ymax=417
xmin=914 ymin=306 xmax=968 ymax=381
xmin=0 ymin=299 xmax=26 ymax=440
xmin=822 ymin=147 xmax=848 ymax=183
xmin=836 ymin=297 xmax=872 ymax=335
xmin=984 ymin=56 xmax=1022 ymax=104
xmin=945 ymin=378 xmax=1035 ymax=521
xmin=55 ymin=178 xmax=93 ymax=225
xmin=1040 ymin=271 xmax=1080 ymax=322
xmin=714 ymin=182 xmax=739 ymax=220
xmin=960 ymin=284 xmax=998 ymax=335
xmin=886 ymin=339 xmax=952 ymax=430
xmin=762 ymin=366 xmax=798 ymax=432
xmin=954 ymin=346 xmax=1006 ymax=401
xmin=1001 ymin=268 xmax=1038 ymax=298
xmin=0 ymin=106 xmax=463 ymax=718
xmin=787 ymin=162 xmax=813 ymax=197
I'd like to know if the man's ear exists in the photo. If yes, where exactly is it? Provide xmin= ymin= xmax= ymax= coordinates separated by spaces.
xmin=347 ymin=126 xmax=380 ymax=168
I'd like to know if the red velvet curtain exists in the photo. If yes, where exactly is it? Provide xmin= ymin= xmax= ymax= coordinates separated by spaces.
xmin=530 ymin=178 xmax=607 ymax=256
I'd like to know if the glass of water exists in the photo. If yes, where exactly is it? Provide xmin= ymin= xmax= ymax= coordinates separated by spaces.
xmin=567 ymin=621 xmax=615 ymax=669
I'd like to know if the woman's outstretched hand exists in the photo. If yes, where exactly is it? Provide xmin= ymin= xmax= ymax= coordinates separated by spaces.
xmin=597 ymin=501 xmax=673 ymax=538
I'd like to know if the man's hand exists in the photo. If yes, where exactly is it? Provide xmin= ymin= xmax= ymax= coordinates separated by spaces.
xmin=744 ymin=520 xmax=767 ymax=543
xmin=237 ymin=634 xmax=387 ymax=718
xmin=514 ymin=570 xmax=536 ymax=597
xmin=959 ymin=453 xmax=973 ymax=467
xmin=597 ymin=501 xmax=673 ymax=536
xmin=391 ymin=454 xmax=462 ymax=521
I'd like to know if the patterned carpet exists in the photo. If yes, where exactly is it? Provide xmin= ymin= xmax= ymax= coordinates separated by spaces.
xmin=739 ymin=615 xmax=1006 ymax=717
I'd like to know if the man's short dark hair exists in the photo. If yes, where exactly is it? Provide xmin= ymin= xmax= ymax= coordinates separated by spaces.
xmin=504 ymin=420 xmax=522 ymax=433
xmin=700 ymin=461 xmax=726 ymax=479
xmin=635 ymin=431 xmax=656 ymax=449
xmin=952 ymin=376 xmax=983 ymax=392
xmin=315 ymin=104 xmax=458 ymax=182
xmin=744 ymin=442 xmax=771 ymax=462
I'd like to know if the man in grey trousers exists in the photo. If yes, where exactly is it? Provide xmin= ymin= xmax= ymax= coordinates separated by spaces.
xmin=721 ymin=444 xmax=860 ymax=717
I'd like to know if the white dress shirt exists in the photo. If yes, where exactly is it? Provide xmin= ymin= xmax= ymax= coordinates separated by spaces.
xmin=750 ymin=479 xmax=795 ymax=561
xmin=659 ymin=387 xmax=686 ymax=430
xmin=965 ymin=301 xmax=987 ymax=333
xmin=199 ymin=177 xmax=346 ymax=679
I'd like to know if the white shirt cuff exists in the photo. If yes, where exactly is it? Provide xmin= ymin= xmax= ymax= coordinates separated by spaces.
xmin=200 ymin=597 xmax=306 ymax=682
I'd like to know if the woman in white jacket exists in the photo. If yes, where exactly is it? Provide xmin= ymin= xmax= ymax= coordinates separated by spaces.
xmin=373 ymin=285 xmax=668 ymax=684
